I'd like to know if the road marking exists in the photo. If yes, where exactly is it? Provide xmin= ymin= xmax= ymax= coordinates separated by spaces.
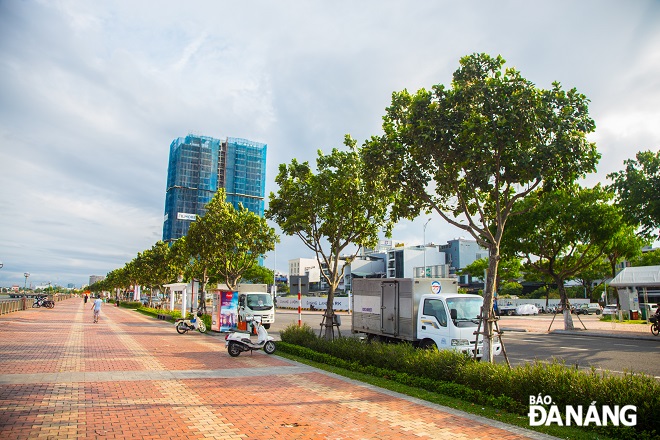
xmin=559 ymin=347 xmax=589 ymax=351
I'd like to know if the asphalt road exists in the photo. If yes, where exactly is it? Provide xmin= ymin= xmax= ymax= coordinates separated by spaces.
xmin=270 ymin=309 xmax=660 ymax=379
xmin=496 ymin=331 xmax=659 ymax=378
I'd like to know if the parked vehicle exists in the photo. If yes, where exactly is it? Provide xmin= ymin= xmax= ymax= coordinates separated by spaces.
xmin=141 ymin=295 xmax=162 ymax=307
xmin=575 ymin=303 xmax=602 ymax=315
xmin=238 ymin=292 xmax=275 ymax=329
xmin=225 ymin=317 xmax=276 ymax=357
xmin=32 ymin=295 xmax=54 ymax=308
xmin=175 ymin=314 xmax=207 ymax=334
xmin=351 ymin=278 xmax=502 ymax=358
xmin=602 ymin=304 xmax=619 ymax=315
xmin=495 ymin=300 xmax=517 ymax=316
xmin=515 ymin=304 xmax=538 ymax=315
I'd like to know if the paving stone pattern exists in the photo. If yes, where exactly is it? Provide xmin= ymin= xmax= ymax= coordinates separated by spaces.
xmin=0 ymin=299 xmax=556 ymax=439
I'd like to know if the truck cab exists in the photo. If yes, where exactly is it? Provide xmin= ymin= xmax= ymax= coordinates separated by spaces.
xmin=417 ymin=293 xmax=502 ymax=357
xmin=238 ymin=292 xmax=275 ymax=329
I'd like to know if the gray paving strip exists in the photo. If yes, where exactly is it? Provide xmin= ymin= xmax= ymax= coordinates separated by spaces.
xmin=0 ymin=364 xmax=317 ymax=385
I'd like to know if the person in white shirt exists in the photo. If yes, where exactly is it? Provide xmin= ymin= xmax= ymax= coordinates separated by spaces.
xmin=91 ymin=296 xmax=103 ymax=323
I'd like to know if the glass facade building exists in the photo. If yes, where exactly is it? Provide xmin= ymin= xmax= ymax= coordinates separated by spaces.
xmin=162 ymin=134 xmax=267 ymax=243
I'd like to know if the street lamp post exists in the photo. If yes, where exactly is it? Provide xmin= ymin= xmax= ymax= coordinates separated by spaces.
xmin=24 ymin=272 xmax=30 ymax=294
xmin=423 ymin=218 xmax=431 ymax=278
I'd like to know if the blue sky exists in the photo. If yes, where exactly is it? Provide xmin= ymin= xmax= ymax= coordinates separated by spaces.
xmin=1 ymin=0 xmax=659 ymax=288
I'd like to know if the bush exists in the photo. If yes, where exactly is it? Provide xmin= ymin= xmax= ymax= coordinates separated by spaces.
xmin=120 ymin=301 xmax=143 ymax=309
xmin=279 ymin=325 xmax=659 ymax=437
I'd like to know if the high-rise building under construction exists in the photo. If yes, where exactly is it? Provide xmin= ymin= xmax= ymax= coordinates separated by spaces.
xmin=162 ymin=134 xmax=267 ymax=243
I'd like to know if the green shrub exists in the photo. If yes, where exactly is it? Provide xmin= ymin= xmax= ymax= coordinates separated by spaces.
xmin=120 ymin=301 xmax=143 ymax=309
xmin=279 ymin=325 xmax=659 ymax=437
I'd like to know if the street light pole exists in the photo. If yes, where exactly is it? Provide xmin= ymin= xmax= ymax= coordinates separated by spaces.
xmin=423 ymin=218 xmax=431 ymax=278
xmin=24 ymin=272 xmax=30 ymax=294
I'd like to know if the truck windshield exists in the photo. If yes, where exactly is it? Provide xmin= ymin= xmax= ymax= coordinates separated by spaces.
xmin=446 ymin=297 xmax=482 ymax=327
xmin=246 ymin=294 xmax=273 ymax=311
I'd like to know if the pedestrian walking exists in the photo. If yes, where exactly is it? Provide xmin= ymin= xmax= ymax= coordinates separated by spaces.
xmin=84 ymin=294 xmax=88 ymax=304
xmin=91 ymin=295 xmax=102 ymax=323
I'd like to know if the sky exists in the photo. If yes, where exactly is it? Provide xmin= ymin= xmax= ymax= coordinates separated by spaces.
xmin=0 ymin=0 xmax=659 ymax=288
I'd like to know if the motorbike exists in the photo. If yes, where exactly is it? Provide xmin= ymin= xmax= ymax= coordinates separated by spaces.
xmin=175 ymin=314 xmax=207 ymax=334
xmin=32 ymin=295 xmax=54 ymax=308
xmin=225 ymin=317 xmax=276 ymax=357
xmin=650 ymin=315 xmax=659 ymax=336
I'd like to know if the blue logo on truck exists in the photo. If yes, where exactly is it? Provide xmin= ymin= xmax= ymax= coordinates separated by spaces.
xmin=431 ymin=281 xmax=442 ymax=294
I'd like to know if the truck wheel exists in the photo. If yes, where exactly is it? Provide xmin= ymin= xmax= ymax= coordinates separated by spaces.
xmin=228 ymin=342 xmax=242 ymax=357
xmin=419 ymin=340 xmax=437 ymax=350
xmin=263 ymin=324 xmax=271 ymax=329
xmin=264 ymin=341 xmax=276 ymax=354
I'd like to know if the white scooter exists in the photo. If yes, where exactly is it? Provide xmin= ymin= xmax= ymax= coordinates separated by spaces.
xmin=225 ymin=316 xmax=276 ymax=357
xmin=175 ymin=314 xmax=207 ymax=334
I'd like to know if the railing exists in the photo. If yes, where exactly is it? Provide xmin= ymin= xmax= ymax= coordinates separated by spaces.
xmin=0 ymin=298 xmax=25 ymax=315
xmin=0 ymin=294 xmax=75 ymax=315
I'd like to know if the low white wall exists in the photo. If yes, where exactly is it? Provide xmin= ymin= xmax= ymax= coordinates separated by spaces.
xmin=277 ymin=296 xmax=350 ymax=311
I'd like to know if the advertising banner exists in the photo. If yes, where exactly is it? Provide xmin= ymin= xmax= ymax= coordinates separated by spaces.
xmin=218 ymin=290 xmax=238 ymax=332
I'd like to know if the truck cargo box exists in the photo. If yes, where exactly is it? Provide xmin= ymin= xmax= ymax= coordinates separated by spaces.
xmin=351 ymin=278 xmax=458 ymax=341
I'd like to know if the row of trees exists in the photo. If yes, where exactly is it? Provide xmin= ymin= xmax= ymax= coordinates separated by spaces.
xmin=266 ymin=53 xmax=659 ymax=360
xmin=91 ymin=53 xmax=658 ymax=364
xmin=90 ymin=189 xmax=279 ymax=305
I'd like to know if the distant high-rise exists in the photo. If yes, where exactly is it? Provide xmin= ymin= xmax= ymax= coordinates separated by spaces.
xmin=162 ymin=134 xmax=267 ymax=243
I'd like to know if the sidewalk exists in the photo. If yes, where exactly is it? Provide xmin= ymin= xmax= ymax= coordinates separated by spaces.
xmin=0 ymin=298 xmax=556 ymax=440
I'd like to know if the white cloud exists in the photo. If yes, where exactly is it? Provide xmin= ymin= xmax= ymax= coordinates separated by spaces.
xmin=1 ymin=0 xmax=659 ymax=287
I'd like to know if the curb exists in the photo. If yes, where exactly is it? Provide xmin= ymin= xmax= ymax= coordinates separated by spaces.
xmin=550 ymin=329 xmax=660 ymax=342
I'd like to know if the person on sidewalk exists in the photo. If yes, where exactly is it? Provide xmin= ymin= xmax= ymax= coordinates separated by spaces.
xmin=91 ymin=295 xmax=102 ymax=323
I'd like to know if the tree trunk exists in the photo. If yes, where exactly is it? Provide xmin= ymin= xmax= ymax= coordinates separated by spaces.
xmin=323 ymin=286 xmax=336 ymax=340
xmin=558 ymin=281 xmax=575 ymax=330
xmin=481 ymin=247 xmax=500 ymax=363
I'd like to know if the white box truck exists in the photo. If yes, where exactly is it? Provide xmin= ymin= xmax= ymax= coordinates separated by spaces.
xmin=351 ymin=278 xmax=501 ymax=358
xmin=236 ymin=284 xmax=275 ymax=329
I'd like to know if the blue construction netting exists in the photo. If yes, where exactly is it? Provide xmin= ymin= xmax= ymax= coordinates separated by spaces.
xmin=162 ymin=134 xmax=267 ymax=243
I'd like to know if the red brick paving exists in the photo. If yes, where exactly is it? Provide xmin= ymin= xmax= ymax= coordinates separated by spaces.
xmin=0 ymin=299 xmax=554 ymax=439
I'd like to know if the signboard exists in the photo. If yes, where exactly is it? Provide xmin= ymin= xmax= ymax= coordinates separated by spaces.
xmin=219 ymin=290 xmax=238 ymax=332
xmin=177 ymin=212 xmax=196 ymax=221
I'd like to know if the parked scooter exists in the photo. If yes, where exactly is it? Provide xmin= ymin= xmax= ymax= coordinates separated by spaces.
xmin=225 ymin=316 xmax=276 ymax=357
xmin=175 ymin=313 xmax=207 ymax=334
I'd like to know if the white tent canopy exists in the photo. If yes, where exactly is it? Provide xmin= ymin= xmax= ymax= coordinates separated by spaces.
xmin=609 ymin=266 xmax=660 ymax=287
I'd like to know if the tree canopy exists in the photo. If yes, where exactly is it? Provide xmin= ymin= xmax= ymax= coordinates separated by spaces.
xmin=362 ymin=53 xmax=599 ymax=360
xmin=501 ymin=185 xmax=633 ymax=329
xmin=608 ymin=150 xmax=660 ymax=238
xmin=186 ymin=189 xmax=279 ymax=291
xmin=267 ymin=135 xmax=395 ymax=338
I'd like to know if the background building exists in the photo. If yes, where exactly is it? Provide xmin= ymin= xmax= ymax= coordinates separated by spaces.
xmin=439 ymin=238 xmax=488 ymax=283
xmin=162 ymin=134 xmax=267 ymax=243
xmin=387 ymin=245 xmax=448 ymax=279
xmin=89 ymin=275 xmax=105 ymax=286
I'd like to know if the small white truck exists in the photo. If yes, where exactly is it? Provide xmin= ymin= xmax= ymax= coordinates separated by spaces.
xmin=236 ymin=284 xmax=275 ymax=329
xmin=351 ymin=278 xmax=501 ymax=358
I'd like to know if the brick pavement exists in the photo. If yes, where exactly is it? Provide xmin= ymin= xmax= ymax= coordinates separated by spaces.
xmin=0 ymin=299 xmax=556 ymax=440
